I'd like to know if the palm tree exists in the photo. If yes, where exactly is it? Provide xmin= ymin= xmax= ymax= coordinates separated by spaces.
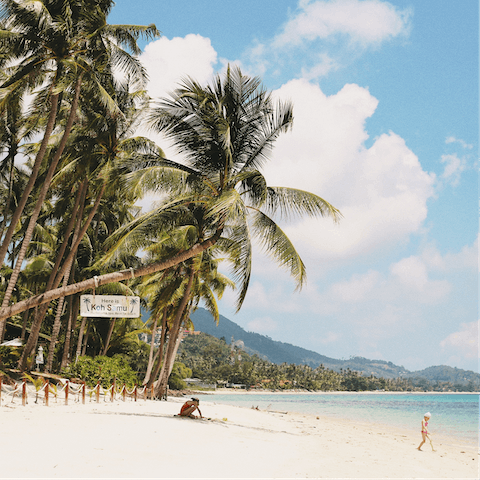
xmin=15 ymin=83 xmax=159 ymax=369
xmin=0 ymin=0 xmax=159 ymax=338
xmin=0 ymin=66 xmax=340 ymax=323
xmin=153 ymin=250 xmax=234 ymax=398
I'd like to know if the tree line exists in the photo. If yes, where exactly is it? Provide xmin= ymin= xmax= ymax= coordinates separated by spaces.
xmin=0 ymin=0 xmax=340 ymax=398
xmin=177 ymin=333 xmax=479 ymax=392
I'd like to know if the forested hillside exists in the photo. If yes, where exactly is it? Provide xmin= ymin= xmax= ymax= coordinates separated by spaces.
xmin=190 ymin=308 xmax=479 ymax=387
xmin=176 ymin=332 xmax=478 ymax=392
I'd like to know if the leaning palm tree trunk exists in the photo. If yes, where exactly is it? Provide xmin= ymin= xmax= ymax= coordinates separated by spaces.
xmin=0 ymin=228 xmax=223 ymax=322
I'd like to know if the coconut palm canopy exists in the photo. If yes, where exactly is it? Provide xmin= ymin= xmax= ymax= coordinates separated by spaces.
xmin=103 ymin=65 xmax=341 ymax=311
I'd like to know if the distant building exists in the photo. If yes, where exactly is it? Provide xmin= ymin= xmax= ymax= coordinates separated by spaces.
xmin=139 ymin=329 xmax=200 ymax=347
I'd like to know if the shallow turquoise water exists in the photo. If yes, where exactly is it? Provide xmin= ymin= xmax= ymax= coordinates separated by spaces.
xmin=196 ymin=392 xmax=479 ymax=445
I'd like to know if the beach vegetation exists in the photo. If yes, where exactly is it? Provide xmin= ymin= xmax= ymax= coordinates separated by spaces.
xmin=61 ymin=354 xmax=138 ymax=388
xmin=0 ymin=344 xmax=21 ymax=368
xmin=167 ymin=361 xmax=192 ymax=390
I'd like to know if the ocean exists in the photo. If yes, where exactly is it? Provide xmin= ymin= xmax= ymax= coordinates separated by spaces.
xmin=196 ymin=392 xmax=479 ymax=446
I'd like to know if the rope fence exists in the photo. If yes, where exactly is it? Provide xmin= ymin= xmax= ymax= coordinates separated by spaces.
xmin=0 ymin=377 xmax=155 ymax=407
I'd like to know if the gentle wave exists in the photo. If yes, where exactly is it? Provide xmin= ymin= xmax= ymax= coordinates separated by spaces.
xmin=197 ymin=392 xmax=479 ymax=445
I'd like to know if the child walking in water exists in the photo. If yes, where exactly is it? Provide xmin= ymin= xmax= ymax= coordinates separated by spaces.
xmin=417 ymin=412 xmax=434 ymax=451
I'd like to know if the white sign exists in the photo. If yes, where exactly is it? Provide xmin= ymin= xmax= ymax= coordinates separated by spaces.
xmin=80 ymin=295 xmax=141 ymax=318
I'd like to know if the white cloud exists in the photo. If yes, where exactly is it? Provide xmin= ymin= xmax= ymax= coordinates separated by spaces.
xmin=445 ymin=136 xmax=473 ymax=150
xmin=264 ymin=79 xmax=435 ymax=262
xmin=137 ymin=37 xmax=436 ymax=266
xmin=300 ymin=53 xmax=339 ymax=79
xmin=133 ymin=34 xmax=220 ymax=184
xmin=390 ymin=255 xmax=451 ymax=304
xmin=443 ymin=236 xmax=478 ymax=272
xmin=310 ymin=250 xmax=453 ymax=314
xmin=140 ymin=34 xmax=218 ymax=100
xmin=440 ymin=321 xmax=479 ymax=360
xmin=274 ymin=0 xmax=412 ymax=48
xmin=440 ymin=153 xmax=467 ymax=187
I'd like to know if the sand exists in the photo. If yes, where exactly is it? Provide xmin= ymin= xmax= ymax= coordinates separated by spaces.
xmin=0 ymin=390 xmax=477 ymax=479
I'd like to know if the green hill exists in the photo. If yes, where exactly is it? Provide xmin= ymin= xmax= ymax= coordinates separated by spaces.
xmin=189 ymin=308 xmax=479 ymax=386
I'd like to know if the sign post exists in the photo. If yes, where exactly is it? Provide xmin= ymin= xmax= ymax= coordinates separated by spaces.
xmin=80 ymin=295 xmax=140 ymax=318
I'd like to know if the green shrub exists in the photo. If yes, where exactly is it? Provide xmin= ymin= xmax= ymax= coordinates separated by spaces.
xmin=168 ymin=362 xmax=192 ymax=390
xmin=0 ymin=346 xmax=21 ymax=369
xmin=62 ymin=355 xmax=138 ymax=388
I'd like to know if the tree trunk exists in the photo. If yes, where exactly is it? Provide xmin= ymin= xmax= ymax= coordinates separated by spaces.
xmin=0 ymin=140 xmax=18 ymax=241
xmin=53 ymin=182 xmax=105 ymax=287
xmin=81 ymin=319 xmax=91 ymax=356
xmin=0 ymin=227 xmax=223 ymax=322
xmin=155 ymin=329 xmax=184 ymax=398
xmin=0 ymin=77 xmax=82 ymax=342
xmin=142 ymin=316 xmax=158 ymax=384
xmin=20 ymin=309 xmax=30 ymax=341
xmin=17 ymin=182 xmax=87 ymax=369
xmin=154 ymin=269 xmax=195 ymax=398
xmin=0 ymin=93 xmax=59 ymax=269
xmin=145 ymin=310 xmax=168 ymax=388
xmin=144 ymin=343 xmax=160 ymax=386
xmin=45 ymin=281 xmax=67 ymax=373
xmin=75 ymin=316 xmax=88 ymax=362
xmin=45 ymin=224 xmax=83 ymax=373
xmin=60 ymin=296 xmax=74 ymax=370
xmin=102 ymin=318 xmax=115 ymax=356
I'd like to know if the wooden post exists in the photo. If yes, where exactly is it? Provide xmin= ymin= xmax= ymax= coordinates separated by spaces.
xmin=45 ymin=380 xmax=49 ymax=406
xmin=111 ymin=378 xmax=115 ymax=402
xmin=96 ymin=382 xmax=100 ymax=403
xmin=82 ymin=382 xmax=86 ymax=404
xmin=134 ymin=384 xmax=137 ymax=402
xmin=22 ymin=381 xmax=26 ymax=406
xmin=65 ymin=380 xmax=69 ymax=405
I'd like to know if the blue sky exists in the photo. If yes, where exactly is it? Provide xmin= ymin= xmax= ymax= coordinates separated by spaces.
xmin=110 ymin=0 xmax=478 ymax=372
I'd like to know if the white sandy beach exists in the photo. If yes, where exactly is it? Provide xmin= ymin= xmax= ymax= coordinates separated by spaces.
xmin=0 ymin=392 xmax=477 ymax=479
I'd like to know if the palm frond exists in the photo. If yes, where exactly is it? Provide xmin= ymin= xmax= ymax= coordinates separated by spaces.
xmin=250 ymin=208 xmax=306 ymax=289
xmin=264 ymin=186 xmax=342 ymax=222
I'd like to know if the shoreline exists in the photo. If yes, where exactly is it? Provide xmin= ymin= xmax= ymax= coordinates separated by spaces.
xmin=201 ymin=388 xmax=480 ymax=395
xmin=0 ymin=394 xmax=477 ymax=479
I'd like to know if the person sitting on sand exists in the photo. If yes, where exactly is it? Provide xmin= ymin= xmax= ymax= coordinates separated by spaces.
xmin=179 ymin=397 xmax=203 ymax=418
xmin=417 ymin=412 xmax=432 ymax=450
